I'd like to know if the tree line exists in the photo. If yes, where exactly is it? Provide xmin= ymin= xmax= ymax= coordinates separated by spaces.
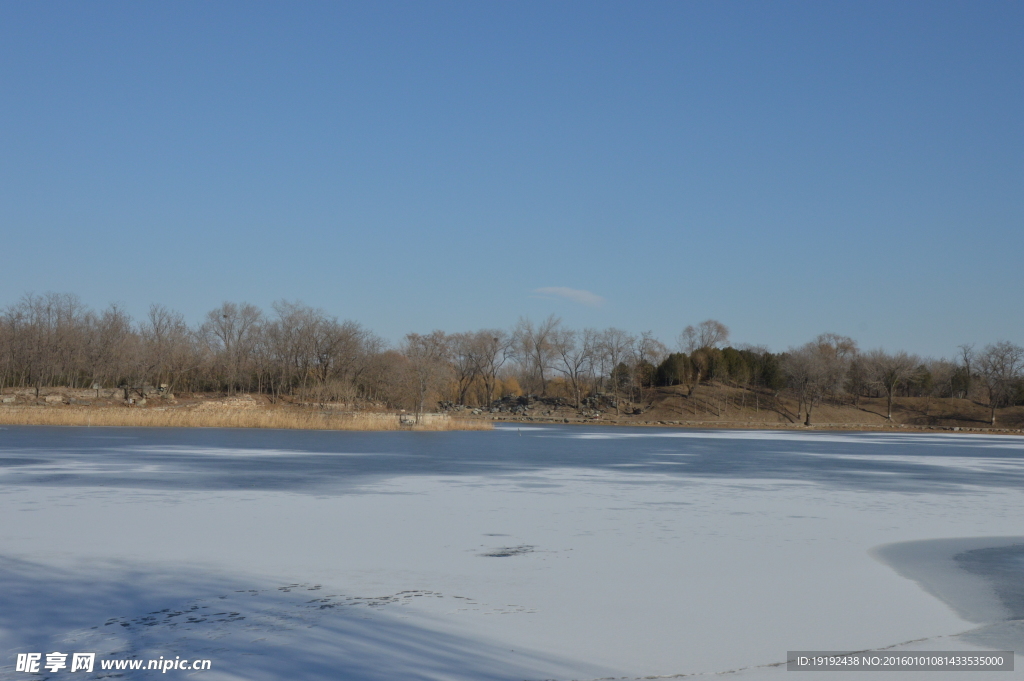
xmin=1 ymin=293 xmax=1022 ymax=424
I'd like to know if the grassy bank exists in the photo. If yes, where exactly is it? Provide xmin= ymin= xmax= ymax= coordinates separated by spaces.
xmin=0 ymin=406 xmax=491 ymax=431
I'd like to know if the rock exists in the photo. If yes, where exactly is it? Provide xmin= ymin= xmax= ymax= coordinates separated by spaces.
xmin=44 ymin=394 xmax=64 ymax=404
xmin=1 ymin=396 xmax=15 ymax=403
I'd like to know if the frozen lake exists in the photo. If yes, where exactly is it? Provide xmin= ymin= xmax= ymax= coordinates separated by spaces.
xmin=1 ymin=425 xmax=1022 ymax=680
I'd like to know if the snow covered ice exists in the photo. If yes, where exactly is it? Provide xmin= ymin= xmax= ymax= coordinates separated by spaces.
xmin=0 ymin=425 xmax=1022 ymax=680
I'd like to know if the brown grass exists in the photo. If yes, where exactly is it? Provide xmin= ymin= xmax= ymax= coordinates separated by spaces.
xmin=0 ymin=406 xmax=491 ymax=432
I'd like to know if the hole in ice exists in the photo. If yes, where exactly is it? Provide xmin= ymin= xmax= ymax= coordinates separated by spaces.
xmin=480 ymin=545 xmax=534 ymax=558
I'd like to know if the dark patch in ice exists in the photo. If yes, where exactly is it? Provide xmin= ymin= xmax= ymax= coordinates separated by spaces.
xmin=954 ymin=544 xmax=1024 ymax=620
xmin=95 ymin=584 xmax=452 ymax=635
xmin=480 ymin=545 xmax=534 ymax=558
xmin=0 ymin=457 xmax=48 ymax=467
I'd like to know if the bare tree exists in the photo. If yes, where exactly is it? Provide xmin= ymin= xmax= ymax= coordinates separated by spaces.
xmin=448 ymin=333 xmax=481 ymax=406
xmin=864 ymin=349 xmax=919 ymax=420
xmin=402 ymin=331 xmax=453 ymax=420
xmin=957 ymin=343 xmax=976 ymax=399
xmin=782 ymin=335 xmax=856 ymax=426
xmin=325 ymin=320 xmax=373 ymax=394
xmin=141 ymin=305 xmax=200 ymax=394
xmin=679 ymin=320 xmax=729 ymax=391
xmin=18 ymin=293 xmax=93 ymax=394
xmin=635 ymin=331 xmax=668 ymax=367
xmin=783 ymin=345 xmax=821 ymax=425
xmin=512 ymin=315 xmax=560 ymax=396
xmin=0 ymin=303 xmax=30 ymax=390
xmin=596 ymin=328 xmax=634 ymax=415
xmin=550 ymin=327 xmax=597 ymax=409
xmin=847 ymin=356 xmax=868 ymax=406
xmin=466 ymin=329 xmax=511 ymax=406
xmin=359 ymin=348 xmax=409 ymax=407
xmin=976 ymin=341 xmax=1024 ymax=425
xmin=813 ymin=333 xmax=858 ymax=404
xmin=923 ymin=358 xmax=958 ymax=399
xmin=630 ymin=331 xmax=667 ymax=402
xmin=257 ymin=301 xmax=374 ymax=403
xmin=679 ymin=319 xmax=729 ymax=354
xmin=201 ymin=302 xmax=263 ymax=394
xmin=92 ymin=304 xmax=140 ymax=397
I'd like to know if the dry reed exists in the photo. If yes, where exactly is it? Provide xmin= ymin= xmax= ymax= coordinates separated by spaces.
xmin=0 ymin=407 xmax=492 ymax=432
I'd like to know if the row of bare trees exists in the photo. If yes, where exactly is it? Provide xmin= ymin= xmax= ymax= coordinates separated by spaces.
xmin=782 ymin=334 xmax=1024 ymax=425
xmin=1 ymin=294 xmax=1022 ymax=421
xmin=0 ymin=296 xmax=682 ymax=413
xmin=0 ymin=294 xmax=389 ymax=403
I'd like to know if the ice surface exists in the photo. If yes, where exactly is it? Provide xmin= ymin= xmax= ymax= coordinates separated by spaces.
xmin=0 ymin=426 xmax=1022 ymax=680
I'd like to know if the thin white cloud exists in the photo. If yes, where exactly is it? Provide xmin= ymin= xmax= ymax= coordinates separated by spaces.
xmin=532 ymin=287 xmax=605 ymax=307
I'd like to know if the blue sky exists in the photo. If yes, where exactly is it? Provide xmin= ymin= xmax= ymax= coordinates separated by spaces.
xmin=1 ymin=1 xmax=1021 ymax=357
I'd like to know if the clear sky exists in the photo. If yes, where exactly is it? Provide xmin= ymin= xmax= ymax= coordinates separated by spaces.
xmin=1 ymin=1 xmax=1021 ymax=358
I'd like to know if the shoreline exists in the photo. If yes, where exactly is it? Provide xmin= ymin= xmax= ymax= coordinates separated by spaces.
xmin=486 ymin=414 xmax=1024 ymax=435
xmin=1 ymin=404 xmax=1021 ymax=435
xmin=3 ymin=384 xmax=1021 ymax=435
xmin=0 ymin=405 xmax=490 ymax=432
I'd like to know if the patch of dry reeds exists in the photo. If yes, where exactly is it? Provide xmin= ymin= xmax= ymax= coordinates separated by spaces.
xmin=0 ymin=407 xmax=491 ymax=431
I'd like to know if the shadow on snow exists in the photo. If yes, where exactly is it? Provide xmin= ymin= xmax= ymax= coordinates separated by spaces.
xmin=0 ymin=555 xmax=600 ymax=681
